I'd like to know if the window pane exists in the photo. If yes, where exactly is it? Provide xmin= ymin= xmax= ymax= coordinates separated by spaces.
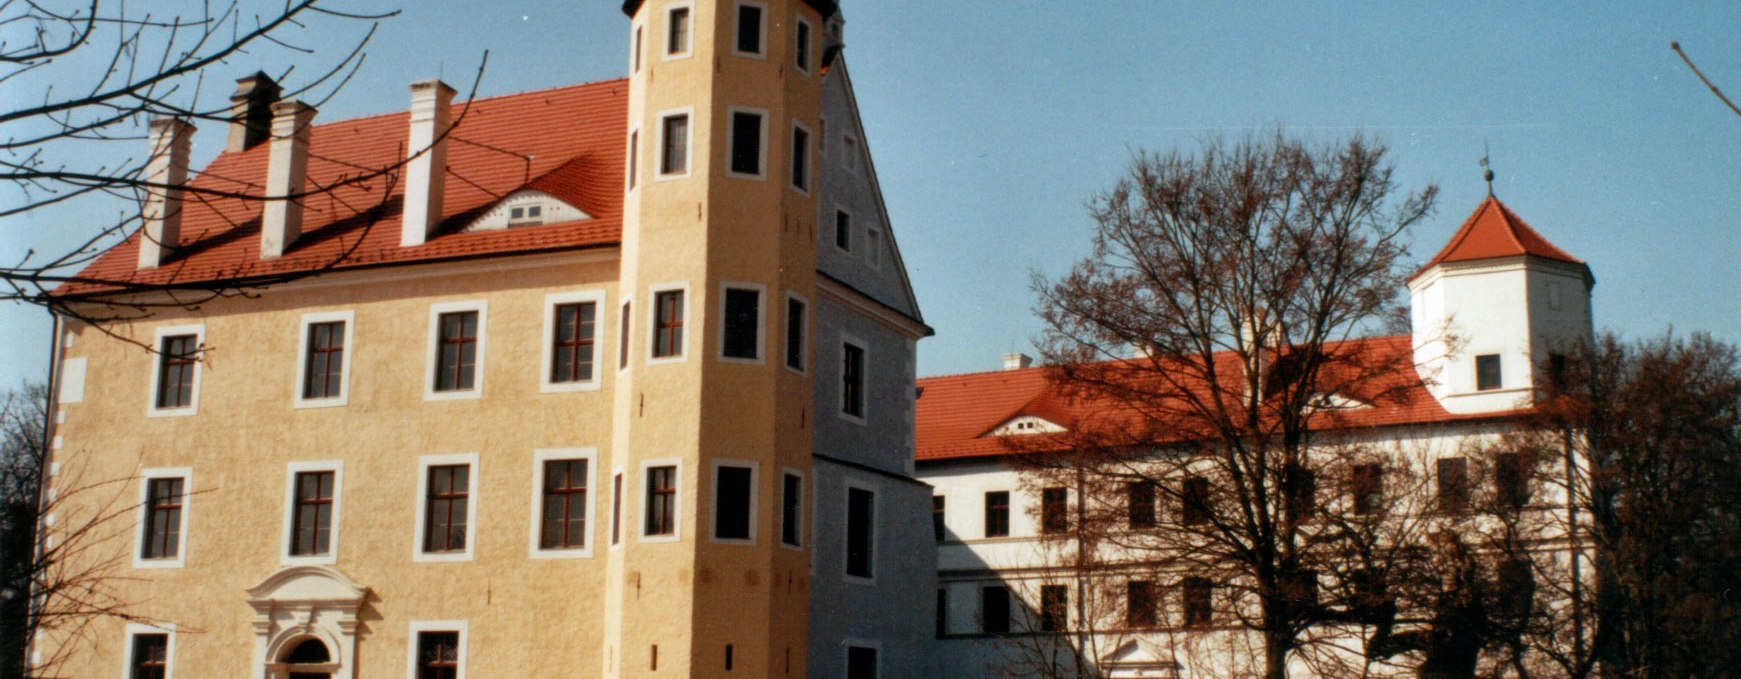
xmin=736 ymin=4 xmax=763 ymax=54
xmin=646 ymin=466 xmax=676 ymax=536
xmin=1041 ymin=487 xmax=1068 ymax=533
xmin=785 ymin=298 xmax=806 ymax=370
xmin=304 ymin=321 xmax=345 ymax=399
xmin=981 ymin=586 xmax=1010 ymax=634
xmin=1041 ymin=585 xmax=1068 ymax=631
xmin=722 ymin=288 xmax=760 ymax=359
xmin=654 ymin=291 xmax=684 ymax=358
xmin=662 ymin=115 xmax=689 ymax=175
xmin=790 ymin=126 xmax=809 ymax=190
xmin=984 ymin=491 xmax=1009 ymax=538
xmin=1183 ymin=578 xmax=1213 ymax=627
xmin=846 ymin=487 xmax=874 ymax=577
xmin=611 ymin=473 xmax=624 ymax=545
xmin=841 ymin=343 xmax=864 ymax=417
xmin=540 ymin=459 xmax=588 ymax=549
xmin=846 ymin=646 xmax=877 ymax=679
xmin=291 ymin=471 xmax=334 ymax=556
xmin=1437 ymin=457 xmax=1469 ymax=513
xmin=156 ymin=334 xmax=197 ymax=409
xmin=417 ymin=631 xmax=461 ymax=679
xmin=552 ymin=303 xmax=597 ymax=383
xmin=1128 ymin=481 xmax=1156 ymax=529
xmin=424 ymin=465 xmax=469 ymax=552
xmin=795 ymin=20 xmax=811 ymax=71
xmin=142 ymin=478 xmax=183 ymax=559
xmin=435 ymin=312 xmax=478 ymax=392
xmin=132 ymin=633 xmax=169 ymax=679
xmin=730 ymin=112 xmax=762 ymax=175
xmin=714 ymin=465 xmax=753 ymax=540
xmin=667 ymin=7 xmax=690 ymax=54
xmin=1476 ymin=353 xmax=1502 ymax=391
xmin=781 ymin=473 xmax=802 ymax=546
xmin=835 ymin=210 xmax=851 ymax=251
xmin=1127 ymin=581 xmax=1156 ymax=627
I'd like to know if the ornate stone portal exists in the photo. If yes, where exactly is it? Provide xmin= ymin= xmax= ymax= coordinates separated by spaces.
xmin=246 ymin=566 xmax=368 ymax=679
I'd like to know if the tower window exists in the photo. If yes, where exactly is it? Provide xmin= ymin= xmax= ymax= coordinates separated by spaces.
xmin=728 ymin=110 xmax=766 ymax=178
xmin=790 ymin=122 xmax=810 ymax=192
xmin=645 ymin=465 xmax=678 ymax=536
xmin=712 ymin=463 xmax=754 ymax=542
xmin=653 ymin=289 xmax=685 ymax=359
xmin=660 ymin=113 xmax=690 ymax=176
xmin=845 ymin=485 xmax=875 ymax=579
xmin=795 ymin=17 xmax=813 ymax=73
xmin=734 ymin=2 xmax=765 ymax=56
xmin=846 ymin=646 xmax=877 ymax=679
xmin=721 ymin=285 xmax=762 ymax=361
xmin=666 ymin=6 xmax=691 ymax=56
xmin=611 ymin=472 xmax=624 ymax=546
xmin=627 ymin=129 xmax=639 ymax=189
xmin=784 ymin=295 xmax=807 ymax=372
xmin=834 ymin=209 xmax=852 ymax=252
xmin=1475 ymin=353 xmax=1502 ymax=391
xmin=618 ymin=301 xmax=632 ymax=370
xmin=550 ymin=301 xmax=598 ymax=385
xmin=540 ymin=458 xmax=589 ymax=550
xmin=633 ymin=25 xmax=644 ymax=72
xmin=780 ymin=472 xmax=803 ymax=547
xmin=840 ymin=339 xmax=865 ymax=418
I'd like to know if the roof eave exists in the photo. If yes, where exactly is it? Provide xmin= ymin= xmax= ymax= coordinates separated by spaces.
xmin=622 ymin=0 xmax=838 ymax=19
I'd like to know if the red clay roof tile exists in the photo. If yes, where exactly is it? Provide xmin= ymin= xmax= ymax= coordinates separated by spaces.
xmin=1410 ymin=196 xmax=1584 ymax=281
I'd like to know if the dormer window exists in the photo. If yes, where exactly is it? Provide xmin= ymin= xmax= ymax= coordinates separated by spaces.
xmin=509 ymin=203 xmax=544 ymax=226
xmin=459 ymin=190 xmax=587 ymax=232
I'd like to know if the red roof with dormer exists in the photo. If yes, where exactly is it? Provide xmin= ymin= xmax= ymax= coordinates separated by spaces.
xmin=915 ymin=335 xmax=1523 ymax=463
xmin=53 ymin=78 xmax=629 ymax=298
xmin=1409 ymin=196 xmax=1584 ymax=282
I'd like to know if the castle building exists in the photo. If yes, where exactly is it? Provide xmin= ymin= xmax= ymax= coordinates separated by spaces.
xmin=912 ymin=196 xmax=1594 ymax=677
xmin=38 ymin=1 xmax=935 ymax=677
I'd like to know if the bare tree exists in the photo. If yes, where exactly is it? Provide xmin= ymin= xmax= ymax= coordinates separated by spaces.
xmin=1028 ymin=131 xmax=1441 ymax=679
xmin=0 ymin=383 xmax=47 ymax=678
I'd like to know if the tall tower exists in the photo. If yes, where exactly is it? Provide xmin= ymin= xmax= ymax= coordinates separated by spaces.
xmin=1409 ymin=195 xmax=1594 ymax=414
xmin=608 ymin=1 xmax=833 ymax=676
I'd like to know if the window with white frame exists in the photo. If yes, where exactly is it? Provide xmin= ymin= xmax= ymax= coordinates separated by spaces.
xmin=839 ymin=335 xmax=867 ymax=422
xmin=719 ymin=283 xmax=765 ymax=363
xmin=844 ymin=481 xmax=876 ymax=581
xmin=845 ymin=642 xmax=878 ymax=679
xmin=727 ymin=108 xmax=768 ymax=179
xmin=147 ymin=325 xmax=203 ymax=416
xmin=542 ymin=291 xmax=605 ymax=392
xmin=641 ymin=460 xmax=681 ymax=541
xmin=283 ymin=461 xmax=342 ymax=564
xmin=733 ymin=1 xmax=766 ymax=58
xmin=790 ymin=120 xmax=811 ymax=193
xmin=531 ymin=449 xmax=595 ymax=557
xmin=648 ymin=285 xmax=688 ymax=363
xmin=658 ymin=110 xmax=692 ymax=178
xmin=296 ymin=311 xmax=353 ymax=407
xmin=610 ymin=467 xmax=625 ymax=547
xmin=415 ymin=454 xmax=478 ymax=562
xmin=794 ymin=16 xmax=814 ymax=73
xmin=135 ymin=469 xmax=190 ymax=569
xmin=780 ymin=469 xmax=804 ymax=548
xmin=124 ymin=624 xmax=176 ymax=679
xmin=664 ymin=4 xmax=692 ymax=58
xmin=784 ymin=292 xmax=807 ymax=373
xmin=711 ymin=460 xmax=758 ymax=544
xmin=407 ymin=621 xmax=467 ymax=679
xmin=425 ymin=301 xmax=487 ymax=400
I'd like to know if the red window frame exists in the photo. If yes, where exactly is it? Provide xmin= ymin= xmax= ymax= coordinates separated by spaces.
xmin=290 ymin=471 xmax=335 ymax=556
xmin=653 ymin=291 xmax=684 ymax=358
xmin=416 ymin=631 xmax=460 ymax=679
xmin=550 ymin=303 xmax=597 ymax=384
xmin=423 ymin=465 xmax=469 ymax=553
xmin=540 ymin=459 xmax=589 ymax=549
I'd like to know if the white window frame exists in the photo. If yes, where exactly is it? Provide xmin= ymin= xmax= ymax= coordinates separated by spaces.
xmin=413 ymin=453 xmax=479 ymax=563
xmin=121 ymin=622 xmax=177 ymax=679
xmin=145 ymin=324 xmax=204 ymax=418
xmin=655 ymin=108 xmax=695 ymax=181
xmin=541 ymin=290 xmax=607 ymax=393
xmin=842 ymin=638 xmax=882 ymax=679
xmin=709 ymin=459 xmax=760 ymax=545
xmin=717 ymin=281 xmax=767 ymax=365
xmin=865 ymin=226 xmax=882 ymax=270
xmin=646 ymin=282 xmax=691 ymax=365
xmin=528 ymin=448 xmax=598 ymax=559
xmin=293 ymin=310 xmax=355 ymax=409
xmin=794 ymin=15 xmax=815 ymax=75
xmin=638 ymin=458 xmax=683 ymax=544
xmin=779 ymin=466 xmax=805 ymax=551
xmin=631 ymin=22 xmax=645 ymax=74
xmin=783 ymin=291 xmax=809 ymax=376
xmin=724 ymin=106 xmax=770 ymax=181
xmin=609 ymin=464 xmax=626 ymax=550
xmin=405 ymin=620 xmax=468 ymax=679
xmin=280 ymin=460 xmax=344 ymax=566
xmin=838 ymin=332 xmax=869 ymax=425
xmin=832 ymin=207 xmax=853 ymax=254
xmin=424 ymin=300 xmax=488 ymax=402
xmin=789 ymin=119 xmax=813 ymax=196
xmin=731 ymin=1 xmax=769 ymax=59
xmin=133 ymin=467 xmax=192 ymax=569
xmin=842 ymin=476 xmax=879 ymax=585
xmin=662 ymin=2 xmax=694 ymax=60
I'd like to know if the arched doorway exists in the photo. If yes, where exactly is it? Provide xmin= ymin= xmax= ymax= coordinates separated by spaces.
xmin=281 ymin=638 xmax=336 ymax=679
xmin=246 ymin=565 xmax=367 ymax=679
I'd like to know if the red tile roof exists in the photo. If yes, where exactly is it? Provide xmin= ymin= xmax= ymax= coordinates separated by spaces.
xmin=915 ymin=335 xmax=1523 ymax=463
xmin=1409 ymin=196 xmax=1584 ymax=282
xmin=55 ymin=79 xmax=630 ymax=297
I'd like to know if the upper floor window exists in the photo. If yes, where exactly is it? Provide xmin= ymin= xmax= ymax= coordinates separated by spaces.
xmin=720 ymin=285 xmax=763 ymax=362
xmin=296 ymin=312 xmax=353 ymax=407
xmin=618 ymin=300 xmax=632 ymax=371
xmin=784 ymin=294 xmax=807 ymax=372
xmin=665 ymin=5 xmax=692 ymax=57
xmin=980 ymin=585 xmax=1010 ymax=634
xmin=1126 ymin=580 xmax=1157 ymax=628
xmin=139 ymin=476 xmax=185 ymax=563
xmin=1128 ymin=481 xmax=1156 ymax=529
xmin=645 ymin=464 xmax=679 ymax=538
xmin=789 ymin=121 xmax=811 ymax=193
xmin=627 ymin=129 xmax=640 ymax=190
xmin=712 ymin=462 xmax=756 ymax=543
xmin=415 ymin=629 xmax=463 ymax=679
xmin=128 ymin=630 xmax=171 ymax=679
xmin=423 ymin=464 xmax=471 ymax=555
xmin=931 ymin=495 xmax=946 ymax=541
xmin=1183 ymin=577 xmax=1214 ymax=627
xmin=652 ymin=289 xmax=686 ymax=360
xmin=544 ymin=293 xmax=602 ymax=392
xmin=633 ymin=25 xmax=644 ymax=73
xmin=149 ymin=327 xmax=203 ymax=414
xmin=834 ymin=209 xmax=852 ymax=252
xmin=1284 ymin=465 xmax=1316 ymax=523
xmin=780 ymin=470 xmax=803 ymax=548
xmin=660 ymin=112 xmax=691 ymax=177
xmin=506 ymin=202 xmax=544 ymax=226
xmin=1040 ymin=584 xmax=1068 ymax=632
xmin=728 ymin=109 xmax=767 ymax=178
xmin=1495 ymin=452 xmax=1529 ymax=510
xmin=1350 ymin=463 xmax=1383 ymax=515
xmin=846 ymin=645 xmax=878 ymax=679
xmin=1180 ymin=476 xmax=1210 ymax=526
xmin=539 ymin=457 xmax=590 ymax=551
xmin=289 ymin=470 xmax=336 ymax=558
xmin=434 ymin=311 xmax=479 ymax=393
xmin=794 ymin=16 xmax=813 ymax=73
xmin=840 ymin=338 xmax=866 ymax=420
xmin=610 ymin=471 xmax=624 ymax=546
xmin=845 ymin=485 xmax=876 ymax=580
xmin=1476 ymin=353 xmax=1502 ymax=391
xmin=1437 ymin=456 xmax=1469 ymax=513
xmin=984 ymin=491 xmax=1010 ymax=538
xmin=865 ymin=228 xmax=882 ymax=269
xmin=734 ymin=2 xmax=765 ymax=57
xmin=1041 ymin=487 xmax=1068 ymax=534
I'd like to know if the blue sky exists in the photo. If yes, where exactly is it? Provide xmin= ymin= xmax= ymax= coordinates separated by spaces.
xmin=2 ymin=1 xmax=1738 ymax=389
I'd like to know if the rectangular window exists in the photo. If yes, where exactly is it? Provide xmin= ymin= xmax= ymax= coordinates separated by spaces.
xmin=645 ymin=465 xmax=677 ymax=537
xmin=1041 ymin=487 xmax=1068 ymax=534
xmin=842 ymin=134 xmax=861 ymax=172
xmin=416 ymin=631 xmax=461 ymax=679
xmin=931 ymin=495 xmax=947 ymax=541
xmin=790 ymin=123 xmax=810 ymax=192
xmin=784 ymin=295 xmax=806 ymax=371
xmin=795 ymin=17 xmax=813 ymax=73
xmin=141 ymin=477 xmax=184 ymax=561
xmin=423 ymin=464 xmax=470 ymax=554
xmin=619 ymin=301 xmax=632 ymax=370
xmin=834 ymin=209 xmax=852 ymax=251
xmin=936 ymin=588 xmax=949 ymax=636
xmin=1040 ymin=584 xmax=1068 ymax=632
xmin=129 ymin=632 xmax=169 ymax=679
xmin=1476 ymin=353 xmax=1503 ymax=391
xmin=981 ymin=585 xmax=1011 ymax=634
xmin=714 ymin=463 xmax=754 ymax=542
xmin=846 ymin=646 xmax=877 ymax=679
xmin=721 ymin=286 xmax=762 ymax=361
xmin=841 ymin=341 xmax=865 ymax=418
xmin=735 ymin=2 xmax=764 ymax=56
xmin=781 ymin=472 xmax=803 ymax=547
xmin=633 ymin=26 xmax=643 ymax=72
xmin=611 ymin=472 xmax=624 ymax=546
xmin=540 ymin=459 xmax=589 ymax=549
xmin=845 ymin=486 xmax=875 ymax=579
xmin=1495 ymin=452 xmax=1529 ymax=510
xmin=1128 ymin=481 xmax=1156 ymax=529
xmin=1284 ymin=570 xmax=1319 ymax=606
xmin=666 ymin=6 xmax=691 ymax=55
xmin=1126 ymin=580 xmax=1157 ymax=628
xmin=1183 ymin=577 xmax=1213 ymax=627
xmin=983 ymin=491 xmax=1010 ymax=538
xmin=550 ymin=302 xmax=597 ymax=385
xmin=628 ymin=130 xmax=639 ymax=189
xmin=1284 ymin=465 xmax=1316 ymax=523
xmin=434 ymin=311 xmax=479 ymax=392
xmin=728 ymin=110 xmax=765 ymax=177
xmin=1437 ymin=457 xmax=1469 ymax=513
xmin=1351 ymin=463 xmax=1383 ymax=515
xmin=1180 ymin=476 xmax=1210 ymax=526
xmin=866 ymin=228 xmax=881 ymax=268
xmin=289 ymin=471 xmax=335 ymax=557
xmin=155 ymin=334 xmax=198 ymax=409
xmin=660 ymin=113 xmax=690 ymax=176
xmin=302 ymin=321 xmax=345 ymax=400
xmin=653 ymin=290 xmax=685 ymax=359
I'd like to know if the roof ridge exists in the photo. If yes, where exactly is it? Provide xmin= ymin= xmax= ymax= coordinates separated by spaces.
xmin=917 ymin=334 xmax=1414 ymax=382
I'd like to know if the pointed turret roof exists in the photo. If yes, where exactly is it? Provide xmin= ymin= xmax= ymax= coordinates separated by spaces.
xmin=1410 ymin=196 xmax=1586 ymax=281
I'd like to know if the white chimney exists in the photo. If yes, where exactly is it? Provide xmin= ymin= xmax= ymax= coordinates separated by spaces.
xmin=137 ymin=117 xmax=195 ymax=270
xmin=260 ymin=100 xmax=316 ymax=259
xmin=401 ymin=79 xmax=456 ymax=247
xmin=1002 ymin=352 xmax=1034 ymax=371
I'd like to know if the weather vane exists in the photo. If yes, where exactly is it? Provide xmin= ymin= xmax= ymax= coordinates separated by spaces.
xmin=1480 ymin=142 xmax=1495 ymax=197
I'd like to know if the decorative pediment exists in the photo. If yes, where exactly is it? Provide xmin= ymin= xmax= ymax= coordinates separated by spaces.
xmin=1101 ymin=639 xmax=1179 ymax=677
xmin=461 ymin=189 xmax=588 ymax=232
xmin=246 ymin=565 xmax=367 ymax=605
xmin=987 ymin=415 xmax=1067 ymax=437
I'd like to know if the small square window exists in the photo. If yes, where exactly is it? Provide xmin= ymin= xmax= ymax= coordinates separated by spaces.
xmin=1475 ymin=353 xmax=1502 ymax=391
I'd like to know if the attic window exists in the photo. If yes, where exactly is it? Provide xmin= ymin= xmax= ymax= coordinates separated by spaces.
xmin=508 ymin=203 xmax=545 ymax=226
